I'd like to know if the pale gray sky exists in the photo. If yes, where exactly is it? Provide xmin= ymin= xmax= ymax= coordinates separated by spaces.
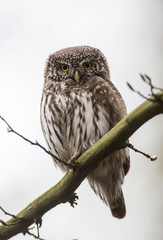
xmin=0 ymin=0 xmax=163 ymax=239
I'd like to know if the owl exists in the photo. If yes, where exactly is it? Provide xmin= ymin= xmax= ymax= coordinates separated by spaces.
xmin=40 ymin=46 xmax=130 ymax=219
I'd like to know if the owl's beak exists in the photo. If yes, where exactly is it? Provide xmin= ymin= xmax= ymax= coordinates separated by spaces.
xmin=74 ymin=70 xmax=80 ymax=83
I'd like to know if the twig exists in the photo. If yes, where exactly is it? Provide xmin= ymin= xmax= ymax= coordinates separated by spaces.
xmin=0 ymin=220 xmax=19 ymax=227
xmin=0 ymin=206 xmax=22 ymax=227
xmin=126 ymin=142 xmax=157 ymax=161
xmin=127 ymin=82 xmax=149 ymax=100
xmin=140 ymin=74 xmax=163 ymax=103
xmin=127 ymin=74 xmax=163 ymax=103
xmin=34 ymin=217 xmax=42 ymax=238
xmin=36 ymin=223 xmax=40 ymax=238
xmin=25 ymin=229 xmax=45 ymax=240
xmin=140 ymin=74 xmax=162 ymax=92
xmin=0 ymin=115 xmax=72 ymax=168
xmin=0 ymin=206 xmax=20 ymax=220
xmin=0 ymin=220 xmax=11 ymax=227
xmin=24 ymin=218 xmax=43 ymax=239
xmin=28 ymin=226 xmax=36 ymax=231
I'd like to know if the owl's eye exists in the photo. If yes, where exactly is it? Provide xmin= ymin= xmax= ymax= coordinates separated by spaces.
xmin=83 ymin=62 xmax=91 ymax=70
xmin=61 ymin=64 xmax=69 ymax=72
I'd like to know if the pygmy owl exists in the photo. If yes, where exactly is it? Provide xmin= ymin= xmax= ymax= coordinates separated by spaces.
xmin=40 ymin=46 xmax=130 ymax=219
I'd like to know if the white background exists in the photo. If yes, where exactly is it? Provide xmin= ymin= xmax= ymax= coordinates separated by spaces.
xmin=0 ymin=0 xmax=163 ymax=239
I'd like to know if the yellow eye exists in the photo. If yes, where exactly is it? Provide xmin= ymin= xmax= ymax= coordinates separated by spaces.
xmin=61 ymin=64 xmax=69 ymax=72
xmin=83 ymin=62 xmax=91 ymax=70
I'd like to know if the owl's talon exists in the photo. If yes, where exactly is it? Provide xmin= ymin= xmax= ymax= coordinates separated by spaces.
xmin=68 ymin=153 xmax=81 ymax=170
xmin=68 ymin=193 xmax=79 ymax=207
xmin=68 ymin=153 xmax=80 ymax=163
xmin=69 ymin=161 xmax=81 ymax=171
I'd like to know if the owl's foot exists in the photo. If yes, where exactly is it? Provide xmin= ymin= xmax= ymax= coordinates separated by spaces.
xmin=68 ymin=153 xmax=81 ymax=170
xmin=68 ymin=193 xmax=79 ymax=207
xmin=68 ymin=153 xmax=80 ymax=163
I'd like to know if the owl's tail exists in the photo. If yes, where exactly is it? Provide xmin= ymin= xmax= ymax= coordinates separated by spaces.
xmin=88 ymin=176 xmax=126 ymax=219
xmin=108 ymin=189 xmax=126 ymax=219
xmin=87 ymin=162 xmax=126 ymax=219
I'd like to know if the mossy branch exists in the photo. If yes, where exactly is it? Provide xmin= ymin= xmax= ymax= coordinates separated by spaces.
xmin=0 ymin=90 xmax=163 ymax=240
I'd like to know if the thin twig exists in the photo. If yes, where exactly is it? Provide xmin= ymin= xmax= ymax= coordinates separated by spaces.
xmin=0 ymin=220 xmax=19 ymax=227
xmin=127 ymin=74 xmax=163 ymax=103
xmin=0 ymin=115 xmax=72 ymax=168
xmin=140 ymin=74 xmax=163 ymax=92
xmin=28 ymin=226 xmax=36 ymax=231
xmin=24 ymin=219 xmax=43 ymax=239
xmin=0 ymin=220 xmax=10 ymax=227
xmin=140 ymin=74 xmax=163 ymax=103
xmin=34 ymin=217 xmax=42 ymax=238
xmin=0 ymin=206 xmax=22 ymax=227
xmin=0 ymin=206 xmax=20 ymax=220
xmin=127 ymin=82 xmax=149 ymax=100
xmin=25 ymin=229 xmax=45 ymax=240
xmin=126 ymin=142 xmax=157 ymax=161
xmin=36 ymin=223 xmax=40 ymax=238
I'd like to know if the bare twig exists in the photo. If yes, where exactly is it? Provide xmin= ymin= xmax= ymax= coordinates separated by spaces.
xmin=0 ymin=115 xmax=72 ymax=168
xmin=127 ymin=82 xmax=149 ymax=100
xmin=140 ymin=74 xmax=162 ymax=92
xmin=0 ymin=220 xmax=10 ymax=227
xmin=126 ymin=142 xmax=157 ymax=161
xmin=0 ymin=207 xmax=20 ymax=221
xmin=34 ymin=217 xmax=42 ymax=238
xmin=0 ymin=220 xmax=19 ymax=227
xmin=127 ymin=74 xmax=163 ymax=103
xmin=36 ymin=224 xmax=40 ymax=238
xmin=23 ymin=218 xmax=43 ymax=239
xmin=0 ymin=206 xmax=22 ymax=227
xmin=140 ymin=74 xmax=163 ymax=103
xmin=25 ymin=229 xmax=45 ymax=240
xmin=28 ymin=226 xmax=36 ymax=231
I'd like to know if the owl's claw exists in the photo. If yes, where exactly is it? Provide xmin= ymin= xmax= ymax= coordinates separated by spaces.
xmin=69 ymin=161 xmax=81 ymax=171
xmin=68 ymin=153 xmax=81 ymax=170
xmin=68 ymin=153 xmax=80 ymax=163
xmin=68 ymin=193 xmax=79 ymax=207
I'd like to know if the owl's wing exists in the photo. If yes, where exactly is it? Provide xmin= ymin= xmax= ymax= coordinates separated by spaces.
xmin=86 ymin=76 xmax=130 ymax=218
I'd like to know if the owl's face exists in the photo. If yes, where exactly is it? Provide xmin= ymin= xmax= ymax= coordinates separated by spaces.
xmin=44 ymin=46 xmax=110 ymax=86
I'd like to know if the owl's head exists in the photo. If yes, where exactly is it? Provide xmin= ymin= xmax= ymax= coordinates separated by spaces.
xmin=44 ymin=46 xmax=110 ymax=85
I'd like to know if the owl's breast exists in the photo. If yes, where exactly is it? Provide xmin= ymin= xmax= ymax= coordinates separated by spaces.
xmin=41 ymin=88 xmax=112 ymax=163
xmin=63 ymin=91 xmax=111 ymax=154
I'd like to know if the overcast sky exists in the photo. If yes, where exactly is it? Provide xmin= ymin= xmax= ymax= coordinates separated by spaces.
xmin=0 ymin=0 xmax=163 ymax=240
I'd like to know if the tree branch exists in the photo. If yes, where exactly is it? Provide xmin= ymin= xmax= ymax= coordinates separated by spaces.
xmin=0 ymin=90 xmax=163 ymax=240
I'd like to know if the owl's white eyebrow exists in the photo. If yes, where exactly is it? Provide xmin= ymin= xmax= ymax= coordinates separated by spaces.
xmin=80 ymin=58 xmax=96 ymax=63
xmin=48 ymin=61 xmax=69 ymax=67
